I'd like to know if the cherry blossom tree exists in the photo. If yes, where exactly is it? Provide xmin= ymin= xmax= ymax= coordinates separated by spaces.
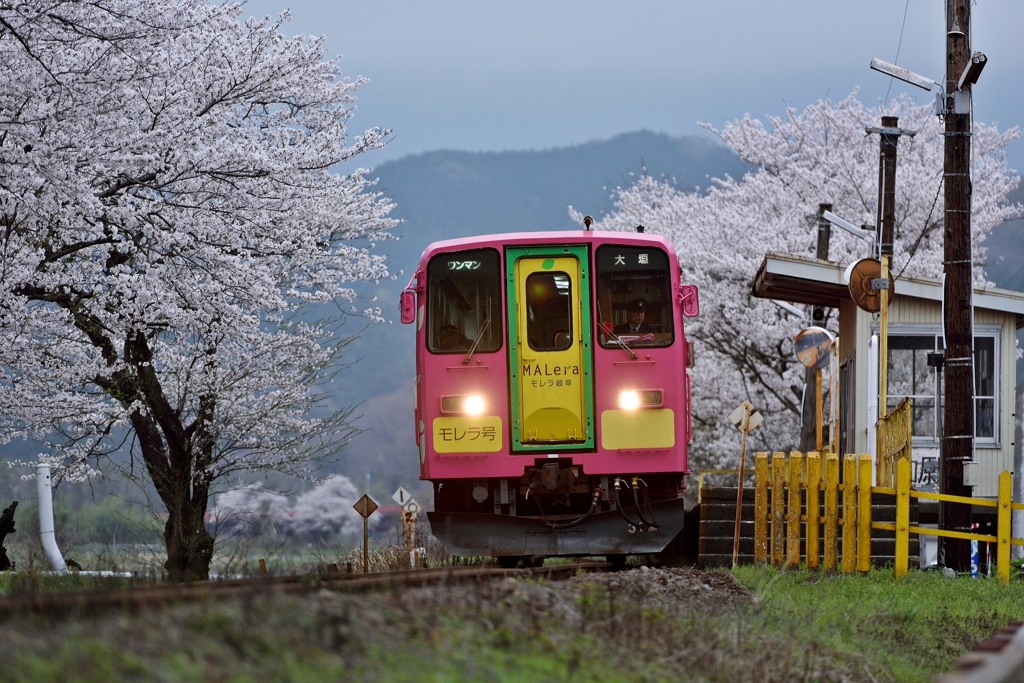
xmin=212 ymin=485 xmax=291 ymax=540
xmin=289 ymin=475 xmax=370 ymax=540
xmin=0 ymin=1 xmax=397 ymax=580
xmin=212 ymin=475 xmax=378 ymax=543
xmin=579 ymin=92 xmax=1021 ymax=467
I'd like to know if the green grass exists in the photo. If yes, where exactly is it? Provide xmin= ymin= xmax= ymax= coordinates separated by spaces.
xmin=2 ymin=564 xmax=1023 ymax=682
xmin=731 ymin=565 xmax=1024 ymax=682
xmin=0 ymin=571 xmax=135 ymax=596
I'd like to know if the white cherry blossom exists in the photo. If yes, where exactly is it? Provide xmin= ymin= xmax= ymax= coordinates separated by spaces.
xmin=581 ymin=92 xmax=1021 ymax=467
xmin=0 ymin=0 xmax=397 ymax=580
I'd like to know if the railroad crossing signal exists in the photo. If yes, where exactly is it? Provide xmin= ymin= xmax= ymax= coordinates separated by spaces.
xmin=728 ymin=400 xmax=761 ymax=568
xmin=353 ymin=494 xmax=379 ymax=574
xmin=353 ymin=494 xmax=378 ymax=519
xmin=393 ymin=486 xmax=413 ymax=506
xmin=729 ymin=400 xmax=763 ymax=432
xmin=394 ymin=486 xmax=421 ymax=513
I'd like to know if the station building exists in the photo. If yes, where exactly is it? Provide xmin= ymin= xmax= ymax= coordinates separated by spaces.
xmin=752 ymin=251 xmax=1024 ymax=500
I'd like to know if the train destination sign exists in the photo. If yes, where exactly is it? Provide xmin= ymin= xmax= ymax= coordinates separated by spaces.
xmin=596 ymin=247 xmax=667 ymax=273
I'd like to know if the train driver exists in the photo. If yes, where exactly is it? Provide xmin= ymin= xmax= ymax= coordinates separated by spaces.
xmin=614 ymin=298 xmax=654 ymax=334
xmin=437 ymin=324 xmax=471 ymax=351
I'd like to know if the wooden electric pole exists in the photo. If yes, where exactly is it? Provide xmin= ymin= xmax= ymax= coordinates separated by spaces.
xmin=800 ymin=203 xmax=832 ymax=453
xmin=867 ymin=116 xmax=913 ymax=475
xmin=940 ymin=0 xmax=975 ymax=572
xmin=815 ymin=203 xmax=832 ymax=264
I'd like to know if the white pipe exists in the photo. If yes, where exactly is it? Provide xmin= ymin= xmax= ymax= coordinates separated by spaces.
xmin=1013 ymin=386 xmax=1024 ymax=561
xmin=36 ymin=463 xmax=68 ymax=573
xmin=867 ymin=335 xmax=879 ymax=483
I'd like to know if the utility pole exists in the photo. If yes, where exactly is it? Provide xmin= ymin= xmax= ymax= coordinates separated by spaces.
xmin=940 ymin=0 xmax=975 ymax=572
xmin=866 ymin=116 xmax=912 ymax=470
xmin=800 ymin=203 xmax=832 ymax=453
xmin=815 ymin=203 xmax=832 ymax=264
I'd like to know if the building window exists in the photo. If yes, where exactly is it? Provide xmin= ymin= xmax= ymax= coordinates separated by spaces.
xmin=884 ymin=325 xmax=999 ymax=446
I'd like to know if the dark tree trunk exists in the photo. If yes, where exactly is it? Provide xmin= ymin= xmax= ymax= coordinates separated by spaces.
xmin=133 ymin=414 xmax=215 ymax=582
xmin=0 ymin=501 xmax=17 ymax=571
xmin=32 ymin=249 xmax=223 ymax=582
xmin=124 ymin=331 xmax=218 ymax=582
xmin=162 ymin=495 xmax=214 ymax=582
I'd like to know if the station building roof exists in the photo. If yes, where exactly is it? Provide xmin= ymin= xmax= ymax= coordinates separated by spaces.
xmin=751 ymin=251 xmax=1024 ymax=329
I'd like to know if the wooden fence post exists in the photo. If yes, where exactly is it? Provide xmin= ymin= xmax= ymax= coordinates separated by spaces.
xmin=998 ymin=470 xmax=1012 ymax=584
xmin=771 ymin=452 xmax=786 ymax=567
xmin=857 ymin=454 xmax=873 ymax=573
xmin=895 ymin=457 xmax=911 ymax=578
xmin=842 ymin=455 xmax=857 ymax=573
xmin=824 ymin=454 xmax=839 ymax=571
xmin=754 ymin=452 xmax=769 ymax=564
xmin=787 ymin=452 xmax=804 ymax=569
xmin=806 ymin=452 xmax=821 ymax=570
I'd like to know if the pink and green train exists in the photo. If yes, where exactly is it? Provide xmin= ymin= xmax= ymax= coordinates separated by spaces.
xmin=400 ymin=225 xmax=699 ymax=565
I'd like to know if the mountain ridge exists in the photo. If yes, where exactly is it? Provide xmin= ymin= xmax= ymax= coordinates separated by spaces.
xmin=335 ymin=131 xmax=1021 ymax=494
xmin=352 ymin=130 xmax=1021 ymax=397
xmin=344 ymin=130 xmax=749 ymax=394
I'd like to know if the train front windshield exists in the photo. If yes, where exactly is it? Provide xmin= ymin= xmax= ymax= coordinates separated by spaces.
xmin=427 ymin=248 xmax=503 ymax=354
xmin=594 ymin=244 xmax=673 ymax=347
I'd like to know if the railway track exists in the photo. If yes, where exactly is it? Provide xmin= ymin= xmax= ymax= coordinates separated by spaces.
xmin=938 ymin=620 xmax=1024 ymax=683
xmin=0 ymin=560 xmax=613 ymax=620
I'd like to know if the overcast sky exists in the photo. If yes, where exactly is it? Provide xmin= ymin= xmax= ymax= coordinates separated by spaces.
xmin=241 ymin=0 xmax=1024 ymax=170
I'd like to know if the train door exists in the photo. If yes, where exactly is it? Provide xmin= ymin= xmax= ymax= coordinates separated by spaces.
xmin=507 ymin=246 xmax=594 ymax=450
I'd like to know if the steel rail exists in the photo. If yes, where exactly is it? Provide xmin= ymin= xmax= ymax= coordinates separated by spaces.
xmin=0 ymin=561 xmax=612 ymax=620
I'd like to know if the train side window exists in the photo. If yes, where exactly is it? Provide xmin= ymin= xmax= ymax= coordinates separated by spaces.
xmin=594 ymin=245 xmax=673 ymax=348
xmin=525 ymin=272 xmax=572 ymax=351
xmin=427 ymin=248 xmax=502 ymax=354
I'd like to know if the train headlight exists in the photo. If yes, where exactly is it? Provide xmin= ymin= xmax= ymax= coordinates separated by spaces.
xmin=618 ymin=390 xmax=640 ymax=410
xmin=463 ymin=394 xmax=486 ymax=415
xmin=442 ymin=394 xmax=486 ymax=415
xmin=617 ymin=389 xmax=663 ymax=410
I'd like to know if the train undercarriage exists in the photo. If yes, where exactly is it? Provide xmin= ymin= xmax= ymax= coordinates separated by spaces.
xmin=428 ymin=459 xmax=688 ymax=565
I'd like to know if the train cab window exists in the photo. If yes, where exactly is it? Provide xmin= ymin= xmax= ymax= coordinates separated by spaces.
xmin=525 ymin=272 xmax=573 ymax=351
xmin=427 ymin=248 xmax=502 ymax=354
xmin=595 ymin=245 xmax=673 ymax=348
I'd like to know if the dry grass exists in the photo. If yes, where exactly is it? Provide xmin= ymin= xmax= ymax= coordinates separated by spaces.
xmin=4 ymin=537 xmax=1024 ymax=683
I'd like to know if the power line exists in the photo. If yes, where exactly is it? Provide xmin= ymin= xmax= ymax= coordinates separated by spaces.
xmin=884 ymin=1 xmax=913 ymax=106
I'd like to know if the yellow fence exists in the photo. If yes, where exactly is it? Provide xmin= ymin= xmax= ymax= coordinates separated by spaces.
xmin=877 ymin=397 xmax=912 ymax=488
xmin=752 ymin=451 xmax=1024 ymax=583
